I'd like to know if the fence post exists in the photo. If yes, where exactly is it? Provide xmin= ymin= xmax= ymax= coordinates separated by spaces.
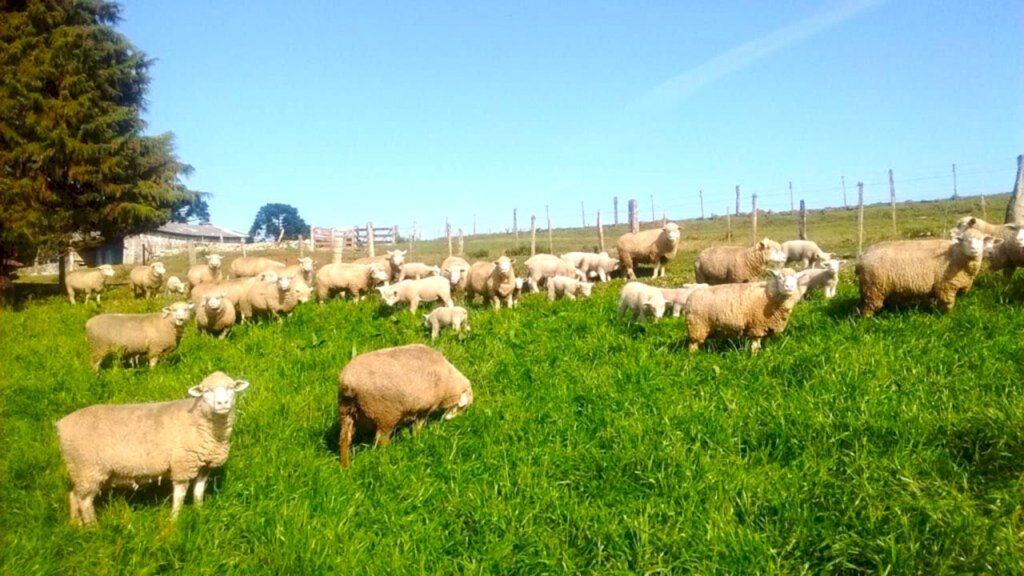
xmin=241 ymin=238 xmax=247 ymax=257
xmin=458 ymin=228 xmax=464 ymax=256
xmin=513 ymin=209 xmax=519 ymax=246
xmin=799 ymin=200 xmax=807 ymax=240
xmin=952 ymin=163 xmax=959 ymax=199
xmin=597 ymin=210 xmax=605 ymax=252
xmin=842 ymin=176 xmax=848 ymax=209
xmin=726 ymin=209 xmax=732 ymax=241
xmin=650 ymin=194 xmax=655 ymax=222
xmin=628 ymin=199 xmax=639 ymax=233
xmin=752 ymin=194 xmax=758 ymax=240
xmin=546 ymin=205 xmax=553 ymax=252
xmin=367 ymin=221 xmax=375 ymax=258
xmin=613 ymin=196 xmax=619 ymax=225
xmin=789 ymin=181 xmax=794 ymax=212
xmin=735 ymin=185 xmax=740 ymax=215
xmin=299 ymin=235 xmax=305 ymax=258
xmin=446 ymin=220 xmax=453 ymax=257
xmin=530 ymin=215 xmax=537 ymax=256
xmin=391 ymin=225 xmax=398 ymax=245
xmin=332 ymin=234 xmax=342 ymax=264
xmin=889 ymin=169 xmax=897 ymax=235
xmin=857 ymin=182 xmax=865 ymax=256
xmin=309 ymin=225 xmax=315 ymax=252
xmin=187 ymin=240 xmax=196 ymax=266
xmin=581 ymin=201 xmax=586 ymax=228
xmin=1004 ymin=154 xmax=1024 ymax=224
xmin=699 ymin=189 xmax=704 ymax=219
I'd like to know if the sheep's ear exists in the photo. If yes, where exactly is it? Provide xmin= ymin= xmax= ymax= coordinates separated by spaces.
xmin=1004 ymin=224 xmax=1020 ymax=231
xmin=232 ymin=380 xmax=250 ymax=392
xmin=162 ymin=307 xmax=172 ymax=317
xmin=767 ymin=269 xmax=782 ymax=279
xmin=188 ymin=302 xmax=195 ymax=310
xmin=968 ymin=217 xmax=977 ymax=226
xmin=990 ymin=237 xmax=1003 ymax=247
xmin=509 ymin=259 xmax=516 ymax=264
xmin=187 ymin=385 xmax=204 ymax=397
xmin=949 ymin=228 xmax=962 ymax=241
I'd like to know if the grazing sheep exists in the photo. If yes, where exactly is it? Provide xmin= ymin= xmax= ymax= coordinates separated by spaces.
xmin=399 ymin=262 xmax=441 ymax=281
xmin=955 ymin=217 xmax=1024 ymax=277
xmin=354 ymin=250 xmax=407 ymax=282
xmin=56 ymin=371 xmax=249 ymax=525
xmin=562 ymin=251 xmax=621 ymax=282
xmin=684 ymin=268 xmax=803 ymax=354
xmin=65 ymin=265 xmax=115 ymax=304
xmin=85 ymin=301 xmax=193 ymax=370
xmin=616 ymin=222 xmax=681 ymax=279
xmin=660 ymin=283 xmax=709 ymax=317
xmin=186 ymin=254 xmax=223 ymax=286
xmin=856 ymin=228 xmax=996 ymax=316
xmin=525 ymin=254 xmax=583 ymax=292
xmin=129 ymin=262 xmax=166 ymax=299
xmin=378 ymin=276 xmax=454 ymax=313
xmin=288 ymin=277 xmax=314 ymax=306
xmin=441 ymin=256 xmax=472 ymax=293
xmin=618 ymin=282 xmax=666 ymax=322
xmin=780 ymin=240 xmax=830 ymax=268
xmin=240 ymin=274 xmax=294 ymax=321
xmin=796 ymin=259 xmax=842 ymax=299
xmin=466 ymin=256 xmax=518 ymax=309
xmin=338 ymin=344 xmax=473 ymax=468
xmin=190 ymin=272 xmax=278 ymax=318
xmin=423 ymin=306 xmax=470 ymax=340
xmin=315 ymin=262 xmax=390 ymax=302
xmin=164 ymin=275 xmax=187 ymax=296
xmin=694 ymin=238 xmax=787 ymax=285
xmin=230 ymin=256 xmax=285 ymax=278
xmin=546 ymin=275 xmax=594 ymax=301
xmin=195 ymin=293 xmax=236 ymax=339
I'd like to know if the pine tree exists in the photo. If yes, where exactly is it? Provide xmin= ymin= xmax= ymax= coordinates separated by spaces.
xmin=249 ymin=203 xmax=308 ymax=242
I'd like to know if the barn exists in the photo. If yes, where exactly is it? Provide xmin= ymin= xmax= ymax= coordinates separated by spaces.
xmin=119 ymin=223 xmax=249 ymax=265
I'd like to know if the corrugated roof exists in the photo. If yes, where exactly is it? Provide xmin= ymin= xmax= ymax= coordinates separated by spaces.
xmin=156 ymin=222 xmax=249 ymax=239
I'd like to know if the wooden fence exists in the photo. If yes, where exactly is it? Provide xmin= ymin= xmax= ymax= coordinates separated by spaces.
xmin=309 ymin=224 xmax=398 ymax=250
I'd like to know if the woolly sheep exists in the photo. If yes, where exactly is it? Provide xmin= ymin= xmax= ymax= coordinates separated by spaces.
xmin=85 ymin=301 xmax=193 ymax=371
xmin=780 ymin=240 xmax=830 ymax=268
xmin=525 ymin=254 xmax=583 ymax=292
xmin=240 ymin=273 xmax=295 ymax=321
xmin=129 ymin=262 xmax=166 ymax=299
xmin=56 ymin=371 xmax=249 ymax=525
xmin=354 ymin=250 xmax=407 ymax=282
xmin=315 ymin=262 xmax=390 ymax=302
xmin=440 ymin=256 xmax=472 ymax=293
xmin=398 ymin=262 xmax=441 ymax=281
xmin=510 ymin=277 xmax=526 ymax=308
xmin=190 ymin=272 xmax=278 ymax=320
xmin=195 ymin=293 xmax=236 ymax=338
xmin=547 ymin=275 xmax=594 ymax=301
xmin=955 ymin=216 xmax=1024 ymax=277
xmin=186 ymin=254 xmax=223 ymax=286
xmin=164 ymin=275 xmax=187 ymax=296
xmin=684 ymin=268 xmax=803 ymax=354
xmin=65 ymin=265 xmax=115 ymax=304
xmin=423 ymin=306 xmax=470 ymax=340
xmin=856 ymin=227 xmax=996 ymax=316
xmin=585 ymin=252 xmax=621 ymax=282
xmin=277 ymin=257 xmax=315 ymax=285
xmin=616 ymin=222 xmax=681 ymax=279
xmin=694 ymin=238 xmax=787 ymax=285
xmin=618 ymin=282 xmax=666 ymax=322
xmin=660 ymin=283 xmax=709 ymax=317
xmin=378 ymin=276 xmax=454 ymax=313
xmin=338 ymin=344 xmax=473 ymax=468
xmin=796 ymin=259 xmax=842 ymax=299
xmin=466 ymin=256 xmax=518 ymax=309
xmin=229 ymin=256 xmax=285 ymax=278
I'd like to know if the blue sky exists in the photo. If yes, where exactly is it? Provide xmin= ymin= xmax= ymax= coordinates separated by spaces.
xmin=119 ymin=1 xmax=1023 ymax=237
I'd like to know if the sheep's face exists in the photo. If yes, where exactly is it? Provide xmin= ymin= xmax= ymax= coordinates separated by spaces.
xmin=495 ymin=257 xmax=513 ymax=275
xmin=369 ymin=264 xmax=390 ymax=284
xmin=646 ymin=299 xmax=666 ymax=320
xmin=956 ymin=229 xmax=992 ymax=259
xmin=205 ymin=294 xmax=224 ymax=312
xmin=99 ymin=265 xmax=115 ymax=277
xmin=293 ymin=282 xmax=312 ymax=303
xmin=514 ymin=277 xmax=525 ymax=293
xmin=387 ymin=250 xmax=406 ymax=268
xmin=163 ymin=302 xmax=194 ymax=326
xmin=444 ymin=380 xmax=474 ymax=420
xmin=152 ymin=262 xmax=166 ymax=277
xmin=189 ymin=373 xmax=249 ymax=415
xmin=378 ymin=286 xmax=400 ymax=306
xmin=298 ymin=257 xmax=314 ymax=272
xmin=277 ymin=275 xmax=293 ymax=291
xmin=579 ymin=282 xmax=594 ymax=298
xmin=663 ymin=223 xmax=681 ymax=242
xmin=168 ymin=278 xmax=185 ymax=293
xmin=768 ymin=269 xmax=800 ymax=296
xmin=824 ymin=260 xmax=841 ymax=274
xmin=207 ymin=254 xmax=222 ymax=269
xmin=445 ymin=267 xmax=462 ymax=286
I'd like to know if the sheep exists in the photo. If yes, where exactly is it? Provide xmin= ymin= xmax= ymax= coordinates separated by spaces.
xmin=561 ymin=252 xmax=620 ymax=282
xmin=617 ymin=282 xmax=666 ymax=322
xmin=338 ymin=344 xmax=473 ymax=468
xmin=855 ymin=227 xmax=997 ymax=316
xmin=660 ymin=283 xmax=709 ymax=317
xmin=616 ymin=222 xmax=681 ymax=279
xmin=230 ymin=256 xmax=285 ymax=278
xmin=164 ymin=275 xmax=187 ymax=296
xmin=65 ymin=265 xmax=115 ymax=304
xmin=240 ymin=273 xmax=294 ymax=321
xmin=129 ymin=262 xmax=166 ymax=299
xmin=56 ymin=371 xmax=250 ymax=525
xmin=377 ymin=276 xmax=454 ymax=313
xmin=510 ymin=277 xmax=526 ymax=308
xmin=694 ymin=238 xmax=787 ymax=285
xmin=85 ymin=301 xmax=193 ymax=371
xmin=354 ymin=249 xmax=406 ymax=283
xmin=684 ymin=268 xmax=803 ymax=354
xmin=524 ymin=254 xmax=584 ymax=292
xmin=546 ymin=275 xmax=594 ymax=301
xmin=955 ymin=216 xmax=1024 ymax=277
xmin=398 ymin=262 xmax=441 ymax=281
xmin=288 ymin=277 xmax=314 ymax=306
xmin=465 ymin=256 xmax=517 ymax=309
xmin=780 ymin=240 xmax=830 ymax=268
xmin=315 ymin=262 xmax=390 ymax=302
xmin=796 ymin=259 xmax=842 ymax=299
xmin=440 ymin=256 xmax=472 ymax=293
xmin=271 ymin=257 xmax=315 ymax=285
xmin=423 ymin=306 xmax=470 ymax=340
xmin=186 ymin=254 xmax=223 ymax=286
xmin=190 ymin=272 xmax=278 ymax=318
xmin=195 ymin=293 xmax=236 ymax=339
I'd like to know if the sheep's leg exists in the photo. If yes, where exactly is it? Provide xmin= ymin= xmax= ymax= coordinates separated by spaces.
xmin=688 ymin=341 xmax=701 ymax=352
xmin=67 ymin=288 xmax=76 ymax=304
xmin=170 ymin=481 xmax=189 ymax=518
xmin=491 ymin=296 xmax=501 ymax=310
xmin=409 ymin=298 xmax=418 ymax=313
xmin=68 ymin=492 xmax=82 ymax=525
xmin=77 ymin=490 xmax=97 ymax=526
xmin=91 ymin=353 xmax=104 ymax=372
xmin=193 ymin=469 xmax=210 ymax=506
xmin=95 ymin=292 xmax=102 ymax=304
xmin=547 ymin=283 xmax=557 ymax=301
xmin=431 ymin=324 xmax=439 ymax=340
xmin=566 ymin=293 xmax=576 ymax=301
xmin=339 ymin=408 xmax=354 ymax=468
xmin=374 ymin=427 xmax=392 ymax=447
xmin=148 ymin=355 xmax=160 ymax=368
xmin=750 ymin=338 xmax=762 ymax=355
xmin=412 ymin=418 xmax=426 ymax=436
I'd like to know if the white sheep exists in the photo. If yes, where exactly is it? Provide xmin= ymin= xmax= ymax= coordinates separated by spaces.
xmin=660 ymin=283 xmax=709 ymax=317
xmin=617 ymin=282 xmax=666 ymax=322
xmin=276 ymin=257 xmax=315 ymax=285
xmin=229 ymin=256 xmax=285 ymax=278
xmin=525 ymin=254 xmax=584 ymax=292
xmin=65 ymin=265 xmax=115 ymax=304
xmin=129 ymin=262 xmax=166 ymax=299
xmin=354 ymin=250 xmax=407 ymax=283
xmin=378 ymin=276 xmax=454 ymax=313
xmin=694 ymin=238 xmax=787 ymax=285
xmin=195 ymin=293 xmax=236 ymax=339
xmin=315 ymin=262 xmax=390 ymax=302
xmin=164 ymin=275 xmax=187 ymax=296
xmin=616 ymin=222 xmax=681 ymax=279
xmin=441 ymin=256 xmax=472 ymax=293
xmin=423 ymin=306 xmax=470 ymax=340
xmin=190 ymin=272 xmax=279 ymax=321
xmin=955 ymin=216 xmax=1024 ymax=277
xmin=186 ymin=254 xmax=223 ymax=286
xmin=56 ymin=371 xmax=250 ymax=525
xmin=546 ymin=275 xmax=594 ymax=301
xmin=466 ymin=257 xmax=518 ymax=309
xmin=780 ymin=240 xmax=830 ymax=268
xmin=796 ymin=259 xmax=842 ymax=299
xmin=684 ymin=268 xmax=803 ymax=354
xmin=398 ymin=262 xmax=441 ymax=281
xmin=85 ymin=301 xmax=193 ymax=371
xmin=240 ymin=273 xmax=294 ymax=321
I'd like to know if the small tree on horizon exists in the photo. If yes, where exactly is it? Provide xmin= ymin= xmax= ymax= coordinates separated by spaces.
xmin=249 ymin=203 xmax=308 ymax=242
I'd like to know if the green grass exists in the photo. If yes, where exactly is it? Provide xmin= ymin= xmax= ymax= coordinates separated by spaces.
xmin=2 ymin=194 xmax=1023 ymax=574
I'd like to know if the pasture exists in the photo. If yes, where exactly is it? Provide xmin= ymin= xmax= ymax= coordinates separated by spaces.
xmin=2 ymin=195 xmax=1023 ymax=573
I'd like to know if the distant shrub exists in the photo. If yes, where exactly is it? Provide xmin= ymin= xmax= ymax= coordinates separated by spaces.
xmin=467 ymin=248 xmax=490 ymax=259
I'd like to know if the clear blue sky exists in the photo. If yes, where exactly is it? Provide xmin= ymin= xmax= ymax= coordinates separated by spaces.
xmin=119 ymin=0 xmax=1023 ymax=238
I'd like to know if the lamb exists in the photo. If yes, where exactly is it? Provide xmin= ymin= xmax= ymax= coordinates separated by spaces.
xmin=195 ymin=293 xmax=236 ymax=338
xmin=423 ymin=306 xmax=470 ymax=340
xmin=524 ymin=254 xmax=583 ymax=292
xmin=338 ymin=344 xmax=473 ymax=468
xmin=85 ymin=301 xmax=193 ymax=371
xmin=796 ymin=259 xmax=842 ymax=299
xmin=955 ymin=216 xmax=1024 ymax=277
xmin=398 ymin=262 xmax=442 ymax=281
xmin=65 ymin=265 xmax=115 ymax=304
xmin=465 ymin=256 xmax=518 ymax=309
xmin=129 ymin=262 xmax=166 ymax=299
xmin=694 ymin=238 xmax=787 ymax=285
xmin=354 ymin=249 xmax=406 ymax=282
xmin=56 ymin=371 xmax=250 ymax=525
xmin=855 ymin=227 xmax=996 ymax=316
xmin=660 ymin=283 xmax=709 ymax=317
xmin=616 ymin=222 xmax=681 ymax=279
xmin=510 ymin=277 xmax=526 ymax=308
xmin=684 ymin=268 xmax=803 ymax=354
xmin=240 ymin=273 xmax=294 ymax=321
xmin=186 ymin=254 xmax=223 ymax=286
xmin=229 ymin=256 xmax=285 ymax=278
xmin=780 ymin=240 xmax=830 ymax=268
xmin=617 ymin=282 xmax=666 ymax=322
xmin=315 ymin=262 xmax=390 ymax=302
xmin=561 ymin=251 xmax=621 ymax=282
xmin=546 ymin=275 xmax=594 ymax=301
xmin=378 ymin=276 xmax=454 ymax=313
xmin=164 ymin=275 xmax=187 ymax=296
xmin=440 ymin=256 xmax=472 ymax=293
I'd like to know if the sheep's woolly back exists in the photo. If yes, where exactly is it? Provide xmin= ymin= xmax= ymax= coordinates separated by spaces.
xmin=85 ymin=309 xmax=186 ymax=360
xmin=616 ymin=224 xmax=681 ymax=265
xmin=856 ymin=236 xmax=982 ymax=299
xmin=694 ymin=239 xmax=783 ymax=284
xmin=196 ymin=298 xmax=236 ymax=335
xmin=684 ymin=274 xmax=801 ymax=341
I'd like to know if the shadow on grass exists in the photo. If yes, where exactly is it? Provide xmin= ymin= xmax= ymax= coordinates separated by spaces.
xmin=945 ymin=419 xmax=1024 ymax=492
xmin=89 ymin=467 xmax=229 ymax=513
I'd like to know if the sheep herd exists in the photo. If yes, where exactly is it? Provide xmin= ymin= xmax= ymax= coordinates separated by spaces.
xmin=54 ymin=215 xmax=1017 ymax=525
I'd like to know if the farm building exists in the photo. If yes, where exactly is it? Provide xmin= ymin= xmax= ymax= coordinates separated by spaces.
xmin=120 ymin=223 xmax=249 ymax=264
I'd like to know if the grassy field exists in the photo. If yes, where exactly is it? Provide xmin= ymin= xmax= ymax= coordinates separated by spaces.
xmin=2 ymin=194 xmax=1023 ymax=573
